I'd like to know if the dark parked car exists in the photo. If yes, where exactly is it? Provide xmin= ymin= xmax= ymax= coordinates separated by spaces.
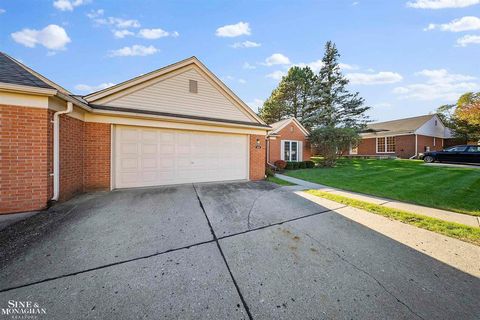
xmin=423 ymin=145 xmax=480 ymax=164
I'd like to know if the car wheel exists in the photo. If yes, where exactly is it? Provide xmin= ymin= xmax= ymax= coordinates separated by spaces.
xmin=424 ymin=155 xmax=435 ymax=163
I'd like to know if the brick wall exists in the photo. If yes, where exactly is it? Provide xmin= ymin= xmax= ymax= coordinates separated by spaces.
xmin=356 ymin=138 xmax=376 ymax=155
xmin=395 ymin=135 xmax=416 ymax=158
xmin=249 ymin=135 xmax=266 ymax=180
xmin=59 ymin=114 xmax=85 ymax=201
xmin=417 ymin=135 xmax=444 ymax=153
xmin=268 ymin=122 xmax=311 ymax=163
xmin=0 ymin=105 xmax=50 ymax=214
xmin=84 ymin=122 xmax=111 ymax=190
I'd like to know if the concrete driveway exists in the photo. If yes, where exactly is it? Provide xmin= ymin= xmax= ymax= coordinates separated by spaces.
xmin=0 ymin=182 xmax=479 ymax=319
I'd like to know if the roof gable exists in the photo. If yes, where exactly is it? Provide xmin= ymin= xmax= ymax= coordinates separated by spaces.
xmin=269 ymin=118 xmax=309 ymax=136
xmin=84 ymin=57 xmax=265 ymax=125
xmin=0 ymin=52 xmax=52 ymax=89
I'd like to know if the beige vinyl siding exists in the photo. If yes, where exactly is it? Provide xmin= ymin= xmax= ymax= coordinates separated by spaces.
xmin=104 ymin=67 xmax=252 ymax=122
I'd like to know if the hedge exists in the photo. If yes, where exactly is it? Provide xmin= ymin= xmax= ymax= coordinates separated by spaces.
xmin=285 ymin=161 xmax=316 ymax=170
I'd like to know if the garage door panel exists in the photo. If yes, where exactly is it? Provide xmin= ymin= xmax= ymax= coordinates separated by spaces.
xmin=115 ymin=126 xmax=248 ymax=188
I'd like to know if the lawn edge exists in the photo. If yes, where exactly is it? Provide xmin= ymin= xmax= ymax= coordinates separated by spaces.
xmin=306 ymin=190 xmax=480 ymax=246
xmin=284 ymin=168 xmax=480 ymax=217
xmin=266 ymin=175 xmax=296 ymax=186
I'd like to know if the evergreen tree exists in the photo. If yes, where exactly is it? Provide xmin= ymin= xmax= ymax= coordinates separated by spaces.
xmin=258 ymin=66 xmax=316 ymax=125
xmin=306 ymin=41 xmax=369 ymax=129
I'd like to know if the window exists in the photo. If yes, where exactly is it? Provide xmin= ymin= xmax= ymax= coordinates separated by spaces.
xmin=445 ymin=146 xmax=467 ymax=152
xmin=350 ymin=145 xmax=358 ymax=155
xmin=435 ymin=120 xmax=438 ymax=126
xmin=283 ymin=140 xmax=301 ymax=161
xmin=377 ymin=136 xmax=395 ymax=153
xmin=189 ymin=80 xmax=198 ymax=93
xmin=466 ymin=146 xmax=480 ymax=152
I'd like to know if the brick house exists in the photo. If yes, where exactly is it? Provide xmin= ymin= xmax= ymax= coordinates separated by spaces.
xmin=350 ymin=114 xmax=452 ymax=159
xmin=267 ymin=118 xmax=311 ymax=164
xmin=0 ymin=52 xmax=270 ymax=214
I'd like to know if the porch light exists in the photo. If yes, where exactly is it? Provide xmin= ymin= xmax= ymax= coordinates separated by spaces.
xmin=255 ymin=138 xmax=262 ymax=149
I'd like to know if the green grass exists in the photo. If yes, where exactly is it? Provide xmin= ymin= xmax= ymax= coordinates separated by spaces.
xmin=285 ymin=159 xmax=480 ymax=216
xmin=266 ymin=175 xmax=296 ymax=186
xmin=307 ymin=190 xmax=480 ymax=246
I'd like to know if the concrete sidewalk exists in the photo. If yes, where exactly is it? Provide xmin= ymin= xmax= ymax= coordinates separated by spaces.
xmin=276 ymin=174 xmax=480 ymax=228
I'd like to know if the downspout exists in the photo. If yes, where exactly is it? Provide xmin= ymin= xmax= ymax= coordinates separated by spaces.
xmin=51 ymin=102 xmax=73 ymax=201
xmin=414 ymin=134 xmax=418 ymax=159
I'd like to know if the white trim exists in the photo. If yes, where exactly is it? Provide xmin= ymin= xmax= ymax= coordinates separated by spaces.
xmin=0 ymin=82 xmax=57 ymax=96
xmin=349 ymin=144 xmax=358 ymax=155
xmin=415 ymin=134 xmax=418 ymax=157
xmin=298 ymin=141 xmax=303 ymax=161
xmin=269 ymin=118 xmax=309 ymax=136
xmin=246 ymin=135 xmax=250 ymax=180
xmin=433 ymin=137 xmax=436 ymax=147
xmin=110 ymin=124 xmax=115 ymax=190
xmin=281 ymin=140 xmax=301 ymax=161
xmin=376 ymin=136 xmax=396 ymax=154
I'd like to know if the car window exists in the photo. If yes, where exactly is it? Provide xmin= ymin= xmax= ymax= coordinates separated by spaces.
xmin=445 ymin=146 xmax=467 ymax=152
xmin=466 ymin=146 xmax=480 ymax=152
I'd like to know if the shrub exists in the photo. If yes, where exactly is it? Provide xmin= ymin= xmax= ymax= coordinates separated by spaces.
xmin=305 ymin=160 xmax=315 ymax=168
xmin=265 ymin=166 xmax=275 ymax=177
xmin=274 ymin=160 xmax=287 ymax=170
xmin=298 ymin=161 xmax=307 ymax=169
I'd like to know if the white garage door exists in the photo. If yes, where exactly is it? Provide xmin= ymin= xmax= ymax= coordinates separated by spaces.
xmin=114 ymin=125 xmax=249 ymax=188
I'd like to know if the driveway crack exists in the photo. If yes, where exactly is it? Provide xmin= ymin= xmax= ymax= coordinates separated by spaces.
xmin=193 ymin=184 xmax=253 ymax=320
xmin=300 ymin=231 xmax=426 ymax=320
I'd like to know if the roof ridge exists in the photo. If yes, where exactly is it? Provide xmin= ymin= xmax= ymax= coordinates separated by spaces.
xmin=0 ymin=52 xmax=72 ymax=95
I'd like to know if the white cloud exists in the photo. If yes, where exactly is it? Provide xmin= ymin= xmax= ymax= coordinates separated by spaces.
xmin=113 ymin=29 xmax=134 ymax=39
xmin=407 ymin=0 xmax=480 ymax=9
xmin=425 ymin=16 xmax=480 ymax=32
xmin=247 ymin=98 xmax=264 ymax=111
xmin=89 ymin=10 xmax=140 ymax=29
xmin=457 ymin=34 xmax=480 ymax=46
xmin=243 ymin=62 xmax=256 ymax=69
xmin=266 ymin=70 xmax=286 ymax=80
xmin=53 ymin=0 xmax=89 ymax=11
xmin=0 ymin=8 xmax=6 ymax=14
xmin=138 ymin=28 xmax=179 ymax=39
xmin=393 ymin=69 xmax=479 ymax=101
xmin=86 ymin=9 xmax=104 ymax=18
xmin=216 ymin=22 xmax=251 ymax=37
xmin=373 ymin=102 xmax=393 ymax=108
xmin=264 ymin=53 xmax=291 ymax=66
xmin=347 ymin=71 xmax=403 ymax=85
xmin=109 ymin=45 xmax=158 ymax=57
xmin=339 ymin=63 xmax=359 ymax=70
xmin=231 ymin=40 xmax=261 ymax=48
xmin=74 ymin=82 xmax=115 ymax=92
xmin=352 ymin=1 xmax=360 ymax=5
xmin=238 ymin=78 xmax=247 ymax=84
xmin=294 ymin=59 xmax=324 ymax=72
xmin=11 ymin=24 xmax=71 ymax=50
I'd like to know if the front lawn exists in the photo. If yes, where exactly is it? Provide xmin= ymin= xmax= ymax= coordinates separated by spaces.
xmin=307 ymin=190 xmax=480 ymax=245
xmin=285 ymin=159 xmax=480 ymax=216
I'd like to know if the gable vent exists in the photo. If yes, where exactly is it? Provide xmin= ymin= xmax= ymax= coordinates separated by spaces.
xmin=189 ymin=80 xmax=198 ymax=93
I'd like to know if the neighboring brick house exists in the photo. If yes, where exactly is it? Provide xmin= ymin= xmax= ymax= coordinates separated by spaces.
xmin=350 ymin=114 xmax=452 ymax=159
xmin=267 ymin=118 xmax=311 ymax=164
xmin=0 ymin=52 xmax=270 ymax=214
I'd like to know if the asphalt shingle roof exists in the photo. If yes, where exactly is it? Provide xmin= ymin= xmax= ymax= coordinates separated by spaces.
xmin=366 ymin=114 xmax=434 ymax=133
xmin=0 ymin=52 xmax=53 ymax=89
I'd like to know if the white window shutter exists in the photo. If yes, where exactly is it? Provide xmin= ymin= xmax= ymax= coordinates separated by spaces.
xmin=280 ymin=141 xmax=285 ymax=161
xmin=299 ymin=141 xmax=303 ymax=161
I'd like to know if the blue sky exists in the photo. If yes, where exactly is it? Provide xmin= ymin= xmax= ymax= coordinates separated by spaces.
xmin=0 ymin=0 xmax=479 ymax=122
